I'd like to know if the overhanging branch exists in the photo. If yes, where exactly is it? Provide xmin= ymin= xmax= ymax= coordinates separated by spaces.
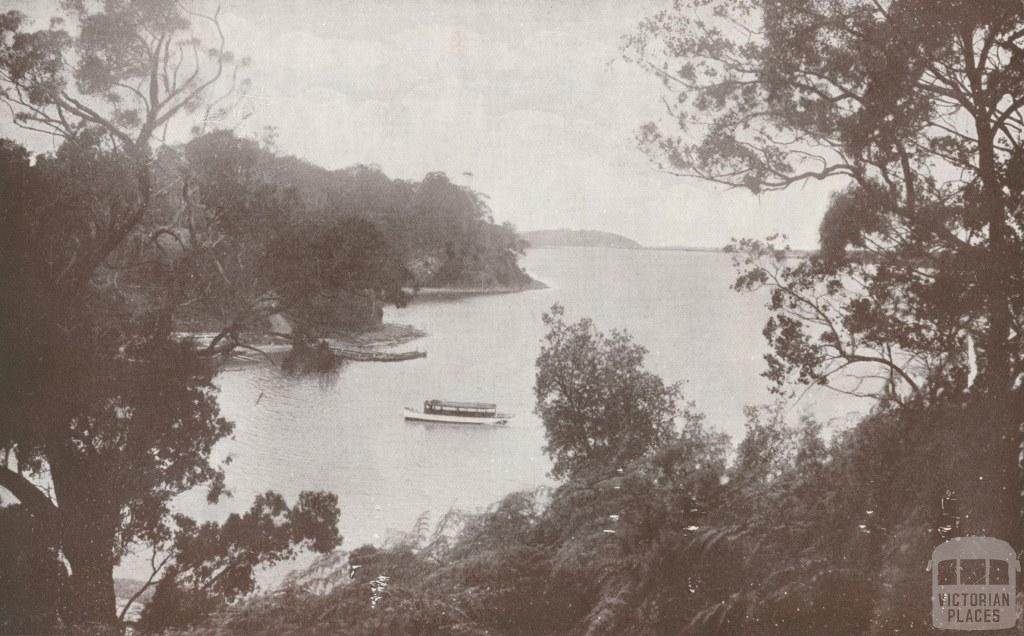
xmin=0 ymin=464 xmax=58 ymax=522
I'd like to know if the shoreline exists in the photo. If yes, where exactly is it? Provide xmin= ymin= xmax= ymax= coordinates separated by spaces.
xmin=526 ymin=244 xmax=816 ymax=258
xmin=190 ymin=281 xmax=551 ymax=367
xmin=191 ymin=323 xmax=429 ymax=367
xmin=410 ymin=278 xmax=548 ymax=299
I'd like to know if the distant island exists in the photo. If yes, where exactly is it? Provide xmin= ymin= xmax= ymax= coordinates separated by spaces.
xmin=522 ymin=229 xmax=642 ymax=249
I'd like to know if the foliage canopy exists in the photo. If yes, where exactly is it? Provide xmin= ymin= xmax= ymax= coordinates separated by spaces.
xmin=535 ymin=304 xmax=691 ymax=478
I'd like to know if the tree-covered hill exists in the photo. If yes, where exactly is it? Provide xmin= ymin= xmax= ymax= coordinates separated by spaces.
xmin=154 ymin=131 xmax=534 ymax=334
xmin=240 ymin=143 xmax=533 ymax=291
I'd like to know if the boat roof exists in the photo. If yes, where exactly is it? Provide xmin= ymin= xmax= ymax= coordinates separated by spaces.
xmin=426 ymin=399 xmax=497 ymax=409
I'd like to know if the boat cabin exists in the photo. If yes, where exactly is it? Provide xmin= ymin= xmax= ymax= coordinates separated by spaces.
xmin=424 ymin=400 xmax=497 ymax=418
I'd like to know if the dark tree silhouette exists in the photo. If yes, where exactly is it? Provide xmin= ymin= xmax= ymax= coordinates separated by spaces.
xmin=0 ymin=504 xmax=65 ymax=634
xmin=0 ymin=4 xmax=351 ymax=628
xmin=627 ymin=0 xmax=1024 ymax=546
xmin=137 ymin=491 xmax=341 ymax=631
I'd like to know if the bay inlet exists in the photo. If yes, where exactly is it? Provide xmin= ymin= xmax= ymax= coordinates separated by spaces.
xmin=169 ymin=247 xmax=873 ymax=564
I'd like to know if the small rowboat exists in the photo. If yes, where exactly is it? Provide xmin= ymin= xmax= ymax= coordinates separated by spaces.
xmin=403 ymin=400 xmax=512 ymax=425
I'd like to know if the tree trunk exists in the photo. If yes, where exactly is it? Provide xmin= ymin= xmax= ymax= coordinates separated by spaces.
xmin=49 ymin=450 xmax=120 ymax=629
xmin=971 ymin=120 xmax=1020 ymax=550
xmin=974 ymin=121 xmax=1012 ymax=395
xmin=62 ymin=531 xmax=118 ymax=629
xmin=954 ymin=402 xmax=1021 ymax=542
xmin=946 ymin=398 xmax=1022 ymax=636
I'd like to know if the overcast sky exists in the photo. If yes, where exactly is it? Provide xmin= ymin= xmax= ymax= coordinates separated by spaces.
xmin=2 ymin=0 xmax=839 ymax=248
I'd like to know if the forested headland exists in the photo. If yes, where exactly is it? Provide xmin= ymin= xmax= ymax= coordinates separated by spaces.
xmin=3 ymin=0 xmax=1024 ymax=634
xmin=238 ymin=145 xmax=533 ymax=293
xmin=168 ymin=131 xmax=534 ymax=335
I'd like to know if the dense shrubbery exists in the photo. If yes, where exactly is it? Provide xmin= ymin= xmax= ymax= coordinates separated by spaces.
xmin=184 ymin=418 xmax=727 ymax=635
xmin=172 ymin=397 xmax=985 ymax=636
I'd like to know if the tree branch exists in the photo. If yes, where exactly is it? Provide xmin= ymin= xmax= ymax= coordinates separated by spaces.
xmin=0 ymin=464 xmax=58 ymax=522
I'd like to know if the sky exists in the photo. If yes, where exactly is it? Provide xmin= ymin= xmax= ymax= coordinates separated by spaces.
xmin=1 ymin=0 xmax=840 ymax=249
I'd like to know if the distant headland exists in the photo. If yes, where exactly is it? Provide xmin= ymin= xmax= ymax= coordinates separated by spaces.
xmin=521 ymin=229 xmax=737 ymax=253
xmin=521 ymin=229 xmax=643 ymax=249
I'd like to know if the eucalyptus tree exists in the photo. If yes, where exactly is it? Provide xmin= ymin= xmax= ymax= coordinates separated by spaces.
xmin=627 ymin=0 xmax=1024 ymax=542
xmin=0 ymin=2 xmax=346 ymax=628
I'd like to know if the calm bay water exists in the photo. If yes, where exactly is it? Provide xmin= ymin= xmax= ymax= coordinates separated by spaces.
xmin=172 ymin=247 xmax=872 ymax=556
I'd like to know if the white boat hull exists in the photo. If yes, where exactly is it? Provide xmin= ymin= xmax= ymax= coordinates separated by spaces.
xmin=403 ymin=407 xmax=510 ymax=425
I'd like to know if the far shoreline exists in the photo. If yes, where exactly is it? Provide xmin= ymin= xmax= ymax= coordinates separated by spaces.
xmin=526 ymin=244 xmax=815 ymax=258
xmin=410 ymin=278 xmax=549 ymax=300
xmin=525 ymin=244 xmax=726 ymax=253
